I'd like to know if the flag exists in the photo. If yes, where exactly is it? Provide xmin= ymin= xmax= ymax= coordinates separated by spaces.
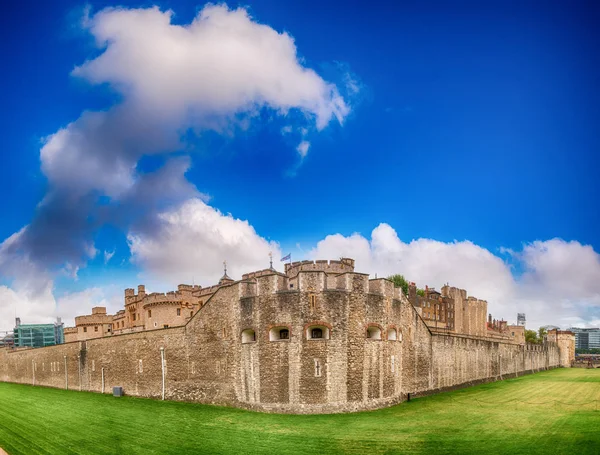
xmin=281 ymin=253 xmax=291 ymax=262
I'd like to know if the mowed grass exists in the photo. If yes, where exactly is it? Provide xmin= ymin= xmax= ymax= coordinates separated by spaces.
xmin=0 ymin=369 xmax=598 ymax=455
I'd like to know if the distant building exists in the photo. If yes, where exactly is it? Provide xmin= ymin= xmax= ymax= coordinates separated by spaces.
xmin=569 ymin=327 xmax=600 ymax=350
xmin=13 ymin=317 xmax=64 ymax=348
xmin=64 ymin=307 xmax=114 ymax=343
xmin=0 ymin=332 xmax=14 ymax=348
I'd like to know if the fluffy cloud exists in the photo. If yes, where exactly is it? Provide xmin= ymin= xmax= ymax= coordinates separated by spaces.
xmin=75 ymin=5 xmax=348 ymax=129
xmin=309 ymin=223 xmax=600 ymax=329
xmin=0 ymin=284 xmax=123 ymax=332
xmin=0 ymin=3 xmax=349 ymax=287
xmin=0 ymin=284 xmax=56 ymax=332
xmin=128 ymin=198 xmax=282 ymax=286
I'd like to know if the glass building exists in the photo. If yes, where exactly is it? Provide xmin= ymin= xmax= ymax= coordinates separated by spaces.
xmin=569 ymin=327 xmax=600 ymax=350
xmin=13 ymin=318 xmax=64 ymax=348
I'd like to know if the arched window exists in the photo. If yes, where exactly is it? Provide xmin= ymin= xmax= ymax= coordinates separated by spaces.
xmin=241 ymin=329 xmax=256 ymax=344
xmin=366 ymin=325 xmax=382 ymax=340
xmin=269 ymin=326 xmax=291 ymax=341
xmin=387 ymin=328 xmax=397 ymax=341
xmin=306 ymin=325 xmax=330 ymax=340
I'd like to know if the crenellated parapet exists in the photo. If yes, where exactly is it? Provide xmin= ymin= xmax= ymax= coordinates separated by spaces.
xmin=242 ymin=269 xmax=286 ymax=281
xmin=142 ymin=292 xmax=182 ymax=308
xmin=195 ymin=284 xmax=222 ymax=297
xmin=284 ymin=258 xmax=355 ymax=278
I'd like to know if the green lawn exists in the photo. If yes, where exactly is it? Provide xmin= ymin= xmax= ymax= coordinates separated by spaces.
xmin=0 ymin=368 xmax=598 ymax=455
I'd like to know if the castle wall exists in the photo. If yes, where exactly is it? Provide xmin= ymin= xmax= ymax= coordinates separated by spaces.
xmin=0 ymin=270 xmax=569 ymax=414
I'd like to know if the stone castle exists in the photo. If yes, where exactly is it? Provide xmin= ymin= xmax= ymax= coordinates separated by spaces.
xmin=0 ymin=258 xmax=575 ymax=414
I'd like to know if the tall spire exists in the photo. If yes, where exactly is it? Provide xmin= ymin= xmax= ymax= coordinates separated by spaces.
xmin=269 ymin=251 xmax=274 ymax=270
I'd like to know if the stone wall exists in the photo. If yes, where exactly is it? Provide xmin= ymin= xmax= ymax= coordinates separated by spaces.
xmin=0 ymin=271 xmax=568 ymax=414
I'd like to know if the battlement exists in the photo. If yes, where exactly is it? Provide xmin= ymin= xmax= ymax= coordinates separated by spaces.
xmin=125 ymin=284 xmax=147 ymax=304
xmin=75 ymin=312 xmax=113 ymax=326
xmin=285 ymin=258 xmax=355 ymax=278
xmin=142 ymin=292 xmax=182 ymax=307
xmin=368 ymin=278 xmax=403 ymax=299
xmin=196 ymin=284 xmax=222 ymax=297
xmin=242 ymin=268 xmax=286 ymax=280
xmin=178 ymin=284 xmax=202 ymax=292
xmin=91 ymin=306 xmax=107 ymax=315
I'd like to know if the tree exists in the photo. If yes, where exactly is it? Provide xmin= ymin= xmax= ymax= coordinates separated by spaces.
xmin=525 ymin=329 xmax=538 ymax=344
xmin=388 ymin=274 xmax=409 ymax=296
xmin=417 ymin=288 xmax=425 ymax=297
xmin=538 ymin=327 xmax=547 ymax=341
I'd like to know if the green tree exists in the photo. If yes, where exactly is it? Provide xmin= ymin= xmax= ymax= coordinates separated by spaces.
xmin=525 ymin=329 xmax=538 ymax=344
xmin=388 ymin=274 xmax=409 ymax=296
xmin=416 ymin=288 xmax=425 ymax=297
xmin=538 ymin=327 xmax=547 ymax=341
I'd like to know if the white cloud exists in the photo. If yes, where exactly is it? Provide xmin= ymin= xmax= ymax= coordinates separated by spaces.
xmin=0 ymin=284 xmax=56 ymax=332
xmin=1 ymin=3 xmax=349 ymax=288
xmin=297 ymin=141 xmax=310 ymax=158
xmin=128 ymin=198 xmax=282 ymax=286
xmin=309 ymin=223 xmax=600 ymax=329
xmin=0 ymin=283 xmax=123 ymax=332
xmin=103 ymin=250 xmax=115 ymax=264
xmin=74 ymin=5 xmax=348 ymax=130
xmin=55 ymin=287 xmax=123 ymax=327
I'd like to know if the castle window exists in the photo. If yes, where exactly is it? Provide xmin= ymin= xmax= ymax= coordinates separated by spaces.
xmin=387 ymin=328 xmax=397 ymax=341
xmin=366 ymin=326 xmax=382 ymax=340
xmin=290 ymin=284 xmax=294 ymax=289
xmin=177 ymin=308 xmax=181 ymax=316
xmin=148 ymin=310 xmax=152 ymax=318
xmin=241 ymin=329 xmax=256 ymax=344
xmin=94 ymin=326 xmax=98 ymax=332
xmin=222 ymin=327 xmax=227 ymax=339
xmin=306 ymin=325 xmax=330 ymax=340
xmin=107 ymin=326 xmax=111 ymax=333
xmin=164 ymin=324 xmax=169 ymax=329
xmin=269 ymin=327 xmax=290 ymax=341
xmin=138 ymin=359 xmax=143 ymax=373
xmin=133 ymin=313 xmax=136 ymax=321
xmin=314 ymin=359 xmax=322 ymax=377
xmin=190 ymin=311 xmax=193 ymax=318
xmin=154 ymin=322 xmax=158 ymax=328
xmin=391 ymin=355 xmax=395 ymax=373
xmin=83 ymin=327 xmax=87 ymax=333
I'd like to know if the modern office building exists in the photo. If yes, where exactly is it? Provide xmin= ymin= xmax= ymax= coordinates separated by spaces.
xmin=569 ymin=327 xmax=600 ymax=350
xmin=13 ymin=317 xmax=65 ymax=348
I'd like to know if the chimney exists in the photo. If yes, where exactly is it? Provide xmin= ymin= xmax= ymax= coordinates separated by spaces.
xmin=15 ymin=317 xmax=21 ymax=327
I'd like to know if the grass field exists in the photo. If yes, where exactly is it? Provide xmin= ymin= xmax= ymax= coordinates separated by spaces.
xmin=0 ymin=368 xmax=598 ymax=455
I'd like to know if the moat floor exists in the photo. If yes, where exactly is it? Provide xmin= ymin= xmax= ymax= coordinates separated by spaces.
xmin=0 ymin=368 xmax=598 ymax=454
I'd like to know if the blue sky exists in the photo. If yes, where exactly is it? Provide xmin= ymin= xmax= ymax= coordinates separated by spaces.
xmin=0 ymin=0 xmax=599 ymax=330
